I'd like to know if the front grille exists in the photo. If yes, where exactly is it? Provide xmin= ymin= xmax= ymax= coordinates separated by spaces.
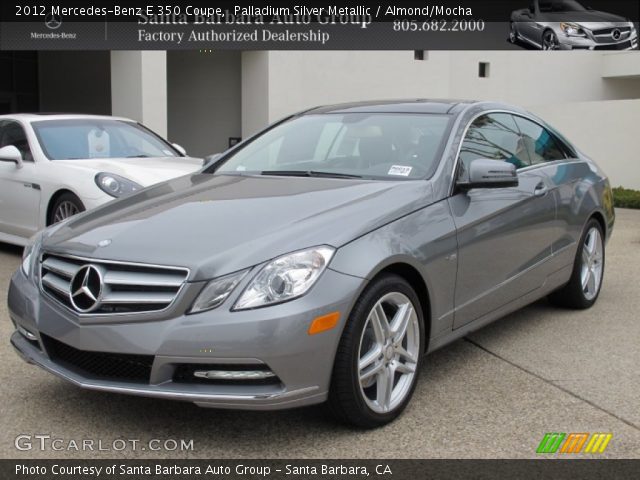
xmin=42 ymin=334 xmax=153 ymax=382
xmin=592 ymin=27 xmax=631 ymax=37
xmin=40 ymin=253 xmax=188 ymax=315
xmin=593 ymin=40 xmax=633 ymax=50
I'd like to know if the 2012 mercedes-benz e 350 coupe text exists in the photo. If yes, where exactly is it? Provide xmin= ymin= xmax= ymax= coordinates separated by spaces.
xmin=9 ymin=100 xmax=614 ymax=428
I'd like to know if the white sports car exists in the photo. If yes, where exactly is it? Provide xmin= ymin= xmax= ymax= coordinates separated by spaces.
xmin=0 ymin=114 xmax=203 ymax=246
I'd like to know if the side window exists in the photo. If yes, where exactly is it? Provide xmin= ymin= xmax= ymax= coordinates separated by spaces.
xmin=513 ymin=116 xmax=566 ymax=165
xmin=0 ymin=121 xmax=33 ymax=162
xmin=459 ymin=113 xmax=529 ymax=172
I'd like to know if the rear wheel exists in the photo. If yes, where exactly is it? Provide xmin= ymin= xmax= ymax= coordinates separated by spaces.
xmin=328 ymin=274 xmax=425 ymax=428
xmin=48 ymin=192 xmax=85 ymax=225
xmin=549 ymin=219 xmax=605 ymax=309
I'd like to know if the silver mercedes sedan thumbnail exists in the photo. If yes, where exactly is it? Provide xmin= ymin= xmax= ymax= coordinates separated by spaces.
xmin=8 ymin=100 xmax=615 ymax=428
xmin=510 ymin=0 xmax=638 ymax=50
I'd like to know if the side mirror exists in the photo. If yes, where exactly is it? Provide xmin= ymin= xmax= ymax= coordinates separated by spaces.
xmin=172 ymin=143 xmax=187 ymax=156
xmin=0 ymin=145 xmax=23 ymax=168
xmin=459 ymin=159 xmax=518 ymax=190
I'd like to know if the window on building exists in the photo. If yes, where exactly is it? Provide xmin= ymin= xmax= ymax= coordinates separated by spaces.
xmin=478 ymin=62 xmax=490 ymax=78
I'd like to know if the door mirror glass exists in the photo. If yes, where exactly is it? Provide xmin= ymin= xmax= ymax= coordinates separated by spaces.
xmin=460 ymin=159 xmax=518 ymax=190
xmin=172 ymin=143 xmax=187 ymax=156
xmin=0 ymin=145 xmax=23 ymax=167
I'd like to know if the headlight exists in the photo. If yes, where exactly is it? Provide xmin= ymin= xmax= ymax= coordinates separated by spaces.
xmin=233 ymin=246 xmax=335 ymax=310
xmin=560 ymin=22 xmax=586 ymax=37
xmin=189 ymin=270 xmax=248 ymax=314
xmin=21 ymin=233 xmax=42 ymax=278
xmin=95 ymin=173 xmax=142 ymax=198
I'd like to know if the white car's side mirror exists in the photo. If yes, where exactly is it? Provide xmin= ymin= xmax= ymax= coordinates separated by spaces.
xmin=172 ymin=143 xmax=187 ymax=156
xmin=0 ymin=145 xmax=23 ymax=169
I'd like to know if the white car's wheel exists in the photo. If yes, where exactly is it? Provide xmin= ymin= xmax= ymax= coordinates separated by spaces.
xmin=49 ymin=193 xmax=85 ymax=225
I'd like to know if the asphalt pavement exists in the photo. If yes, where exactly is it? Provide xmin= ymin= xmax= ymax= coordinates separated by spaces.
xmin=0 ymin=209 xmax=638 ymax=459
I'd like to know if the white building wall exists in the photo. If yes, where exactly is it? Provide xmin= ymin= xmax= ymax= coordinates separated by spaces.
xmin=111 ymin=51 xmax=168 ymax=138
xmin=253 ymin=51 xmax=640 ymax=125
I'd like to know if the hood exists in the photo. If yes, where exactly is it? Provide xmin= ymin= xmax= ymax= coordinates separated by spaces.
xmin=54 ymin=157 xmax=203 ymax=186
xmin=44 ymin=174 xmax=434 ymax=280
xmin=544 ymin=11 xmax=627 ymax=24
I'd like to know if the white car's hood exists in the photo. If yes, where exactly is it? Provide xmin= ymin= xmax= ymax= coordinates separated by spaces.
xmin=53 ymin=157 xmax=203 ymax=186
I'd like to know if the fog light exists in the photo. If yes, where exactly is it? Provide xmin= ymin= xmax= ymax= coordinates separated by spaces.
xmin=193 ymin=370 xmax=277 ymax=381
xmin=16 ymin=325 xmax=37 ymax=341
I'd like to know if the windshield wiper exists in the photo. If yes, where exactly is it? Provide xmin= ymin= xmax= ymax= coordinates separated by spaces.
xmin=260 ymin=170 xmax=363 ymax=179
xmin=126 ymin=154 xmax=151 ymax=158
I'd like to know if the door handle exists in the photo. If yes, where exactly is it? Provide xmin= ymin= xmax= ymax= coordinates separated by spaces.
xmin=533 ymin=183 xmax=548 ymax=197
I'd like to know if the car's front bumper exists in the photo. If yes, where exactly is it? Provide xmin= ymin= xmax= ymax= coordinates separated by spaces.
xmin=8 ymin=266 xmax=365 ymax=410
xmin=557 ymin=33 xmax=638 ymax=50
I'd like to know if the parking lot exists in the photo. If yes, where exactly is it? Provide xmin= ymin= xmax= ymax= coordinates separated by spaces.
xmin=0 ymin=209 xmax=638 ymax=459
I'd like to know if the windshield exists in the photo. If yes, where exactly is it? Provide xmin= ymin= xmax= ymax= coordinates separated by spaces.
xmin=215 ymin=113 xmax=452 ymax=180
xmin=32 ymin=119 xmax=179 ymax=160
xmin=538 ymin=0 xmax=586 ymax=13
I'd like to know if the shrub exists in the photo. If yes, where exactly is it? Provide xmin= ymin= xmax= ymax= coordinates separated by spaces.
xmin=613 ymin=187 xmax=640 ymax=210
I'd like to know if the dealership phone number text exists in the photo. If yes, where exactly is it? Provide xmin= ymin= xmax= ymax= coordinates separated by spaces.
xmin=393 ymin=19 xmax=485 ymax=32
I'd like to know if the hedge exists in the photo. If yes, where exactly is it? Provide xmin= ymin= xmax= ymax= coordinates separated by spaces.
xmin=613 ymin=187 xmax=640 ymax=210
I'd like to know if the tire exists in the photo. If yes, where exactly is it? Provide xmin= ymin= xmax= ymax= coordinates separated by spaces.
xmin=48 ymin=192 xmax=85 ymax=226
xmin=509 ymin=22 xmax=519 ymax=43
xmin=327 ymin=274 xmax=425 ymax=428
xmin=548 ymin=219 xmax=605 ymax=309
xmin=542 ymin=29 xmax=559 ymax=50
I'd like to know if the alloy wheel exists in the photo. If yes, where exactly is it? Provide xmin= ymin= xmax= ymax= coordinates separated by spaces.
xmin=357 ymin=292 xmax=420 ymax=414
xmin=581 ymin=227 xmax=604 ymax=301
xmin=543 ymin=31 xmax=559 ymax=50
xmin=53 ymin=201 xmax=81 ymax=223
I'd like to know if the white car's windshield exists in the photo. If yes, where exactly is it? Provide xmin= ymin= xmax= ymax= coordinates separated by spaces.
xmin=32 ymin=119 xmax=179 ymax=160
xmin=216 ymin=113 xmax=452 ymax=180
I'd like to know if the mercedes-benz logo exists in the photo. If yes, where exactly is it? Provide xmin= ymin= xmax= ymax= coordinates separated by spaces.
xmin=69 ymin=265 xmax=103 ymax=313
xmin=45 ymin=13 xmax=62 ymax=30
xmin=612 ymin=29 xmax=621 ymax=41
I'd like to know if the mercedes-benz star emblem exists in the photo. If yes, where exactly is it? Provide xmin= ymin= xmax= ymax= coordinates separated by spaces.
xmin=45 ymin=13 xmax=62 ymax=30
xmin=612 ymin=29 xmax=621 ymax=41
xmin=69 ymin=265 xmax=103 ymax=313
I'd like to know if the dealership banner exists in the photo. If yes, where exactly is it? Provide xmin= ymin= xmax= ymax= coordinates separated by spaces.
xmin=0 ymin=1 xmax=638 ymax=50
xmin=3 ymin=459 xmax=640 ymax=479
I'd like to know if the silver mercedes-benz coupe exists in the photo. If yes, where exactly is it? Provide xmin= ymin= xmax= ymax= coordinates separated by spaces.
xmin=510 ymin=0 xmax=638 ymax=50
xmin=8 ymin=100 xmax=615 ymax=427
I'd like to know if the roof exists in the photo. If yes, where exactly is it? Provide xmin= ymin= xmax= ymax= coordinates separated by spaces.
xmin=0 ymin=113 xmax=133 ymax=123
xmin=306 ymin=99 xmax=480 ymax=115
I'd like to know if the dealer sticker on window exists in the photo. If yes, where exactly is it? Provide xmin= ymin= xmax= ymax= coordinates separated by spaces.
xmin=387 ymin=165 xmax=413 ymax=177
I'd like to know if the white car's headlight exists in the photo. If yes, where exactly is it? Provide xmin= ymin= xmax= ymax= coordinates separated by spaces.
xmin=21 ymin=233 xmax=43 ymax=278
xmin=95 ymin=172 xmax=142 ymax=198
xmin=233 ymin=246 xmax=335 ymax=310
xmin=560 ymin=22 xmax=586 ymax=37
xmin=189 ymin=270 xmax=248 ymax=314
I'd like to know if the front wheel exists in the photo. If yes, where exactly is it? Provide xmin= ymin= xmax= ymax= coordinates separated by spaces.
xmin=328 ymin=274 xmax=425 ymax=428
xmin=548 ymin=219 xmax=605 ymax=309
xmin=542 ymin=30 xmax=559 ymax=50
xmin=48 ymin=192 xmax=85 ymax=225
